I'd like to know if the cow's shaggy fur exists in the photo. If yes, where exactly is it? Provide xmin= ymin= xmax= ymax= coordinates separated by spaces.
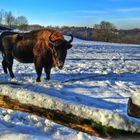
xmin=1 ymin=29 xmax=73 ymax=82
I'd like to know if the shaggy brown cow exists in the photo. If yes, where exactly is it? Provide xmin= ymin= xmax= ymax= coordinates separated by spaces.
xmin=1 ymin=29 xmax=73 ymax=82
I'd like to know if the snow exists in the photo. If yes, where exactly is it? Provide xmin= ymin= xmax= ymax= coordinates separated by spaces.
xmin=131 ymin=92 xmax=140 ymax=106
xmin=0 ymin=108 xmax=98 ymax=140
xmin=0 ymin=37 xmax=140 ymax=139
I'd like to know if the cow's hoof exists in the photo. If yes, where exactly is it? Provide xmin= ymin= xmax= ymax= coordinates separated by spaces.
xmin=36 ymin=78 xmax=41 ymax=82
xmin=11 ymin=75 xmax=15 ymax=78
xmin=44 ymin=78 xmax=50 ymax=81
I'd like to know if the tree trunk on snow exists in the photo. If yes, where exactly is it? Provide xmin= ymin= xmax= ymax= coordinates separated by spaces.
xmin=0 ymin=95 xmax=139 ymax=139
xmin=0 ymin=95 xmax=104 ymax=138
xmin=128 ymin=98 xmax=140 ymax=119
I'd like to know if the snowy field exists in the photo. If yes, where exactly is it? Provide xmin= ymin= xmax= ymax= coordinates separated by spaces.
xmin=0 ymin=37 xmax=140 ymax=139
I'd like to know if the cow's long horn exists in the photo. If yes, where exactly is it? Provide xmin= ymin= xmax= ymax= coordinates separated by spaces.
xmin=49 ymin=32 xmax=55 ymax=46
xmin=68 ymin=34 xmax=73 ymax=43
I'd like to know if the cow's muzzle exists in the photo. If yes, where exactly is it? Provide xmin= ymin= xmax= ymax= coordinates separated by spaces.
xmin=58 ymin=61 xmax=64 ymax=69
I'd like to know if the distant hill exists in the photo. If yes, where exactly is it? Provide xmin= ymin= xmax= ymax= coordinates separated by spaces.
xmin=119 ymin=28 xmax=140 ymax=36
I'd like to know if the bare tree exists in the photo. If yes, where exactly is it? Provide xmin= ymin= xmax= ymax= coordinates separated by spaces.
xmin=0 ymin=9 xmax=5 ymax=24
xmin=15 ymin=16 xmax=28 ymax=26
xmin=15 ymin=16 xmax=28 ymax=30
xmin=5 ymin=11 xmax=15 ymax=27
xmin=93 ymin=21 xmax=116 ymax=42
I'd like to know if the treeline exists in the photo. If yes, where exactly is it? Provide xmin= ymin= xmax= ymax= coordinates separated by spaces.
xmin=0 ymin=9 xmax=140 ymax=44
xmin=46 ymin=26 xmax=93 ymax=40
xmin=47 ymin=24 xmax=140 ymax=44
xmin=92 ymin=21 xmax=140 ymax=44
xmin=31 ymin=22 xmax=140 ymax=44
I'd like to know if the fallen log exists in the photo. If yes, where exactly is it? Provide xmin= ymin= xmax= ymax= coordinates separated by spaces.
xmin=0 ymin=95 xmax=104 ymax=138
xmin=0 ymin=95 xmax=139 ymax=139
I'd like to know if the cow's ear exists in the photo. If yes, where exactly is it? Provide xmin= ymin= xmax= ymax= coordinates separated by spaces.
xmin=16 ymin=34 xmax=23 ymax=41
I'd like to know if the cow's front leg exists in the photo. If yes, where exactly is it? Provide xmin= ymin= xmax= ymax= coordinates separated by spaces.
xmin=44 ymin=67 xmax=51 ymax=80
xmin=35 ymin=64 xmax=43 ymax=82
xmin=34 ymin=57 xmax=43 ymax=82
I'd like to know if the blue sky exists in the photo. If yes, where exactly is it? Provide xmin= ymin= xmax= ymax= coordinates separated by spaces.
xmin=1 ymin=0 xmax=140 ymax=29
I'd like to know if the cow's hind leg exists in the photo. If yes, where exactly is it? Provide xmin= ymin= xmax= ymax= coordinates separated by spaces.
xmin=34 ymin=57 xmax=43 ymax=82
xmin=2 ymin=59 xmax=8 ymax=74
xmin=7 ymin=60 xmax=14 ymax=78
xmin=8 ymin=63 xmax=14 ymax=78
xmin=5 ymin=53 xmax=15 ymax=78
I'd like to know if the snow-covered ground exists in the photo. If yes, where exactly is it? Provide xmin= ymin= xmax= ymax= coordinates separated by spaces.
xmin=131 ymin=92 xmax=140 ymax=106
xmin=0 ymin=37 xmax=140 ymax=139
xmin=0 ymin=108 xmax=98 ymax=140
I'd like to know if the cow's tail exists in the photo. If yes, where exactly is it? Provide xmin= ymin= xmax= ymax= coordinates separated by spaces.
xmin=0 ymin=34 xmax=2 ymax=52
xmin=0 ymin=34 xmax=5 ymax=59
xmin=0 ymin=40 xmax=4 ymax=59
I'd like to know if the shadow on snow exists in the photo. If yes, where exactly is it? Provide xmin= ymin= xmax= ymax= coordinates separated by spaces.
xmin=0 ymin=71 xmax=139 ymax=112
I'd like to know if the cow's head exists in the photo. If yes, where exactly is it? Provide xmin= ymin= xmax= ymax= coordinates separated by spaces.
xmin=49 ymin=32 xmax=73 ymax=69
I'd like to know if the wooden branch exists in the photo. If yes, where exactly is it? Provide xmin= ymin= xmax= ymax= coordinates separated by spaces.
xmin=0 ymin=95 xmax=139 ymax=139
